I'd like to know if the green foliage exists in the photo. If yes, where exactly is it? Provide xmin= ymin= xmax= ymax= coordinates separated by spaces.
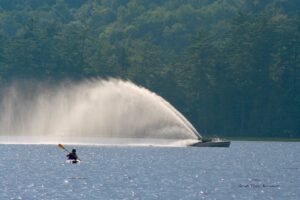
xmin=0 ymin=0 xmax=299 ymax=137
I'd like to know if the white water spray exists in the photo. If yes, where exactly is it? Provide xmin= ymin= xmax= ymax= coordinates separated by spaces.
xmin=0 ymin=79 xmax=201 ymax=140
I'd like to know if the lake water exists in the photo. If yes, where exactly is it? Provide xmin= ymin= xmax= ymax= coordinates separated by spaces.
xmin=0 ymin=141 xmax=299 ymax=200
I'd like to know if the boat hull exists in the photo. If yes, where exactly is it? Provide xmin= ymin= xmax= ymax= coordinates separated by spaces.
xmin=189 ymin=141 xmax=231 ymax=147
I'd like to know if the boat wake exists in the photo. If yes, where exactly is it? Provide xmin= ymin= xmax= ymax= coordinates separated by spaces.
xmin=0 ymin=136 xmax=199 ymax=147
xmin=0 ymin=79 xmax=201 ymax=141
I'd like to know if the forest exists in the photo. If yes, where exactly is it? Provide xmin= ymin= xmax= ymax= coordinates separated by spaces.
xmin=0 ymin=0 xmax=299 ymax=138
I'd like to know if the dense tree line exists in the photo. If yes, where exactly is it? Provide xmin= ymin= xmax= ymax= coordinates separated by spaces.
xmin=0 ymin=0 xmax=299 ymax=138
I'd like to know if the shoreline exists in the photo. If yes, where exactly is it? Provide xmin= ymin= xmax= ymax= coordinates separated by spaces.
xmin=225 ymin=137 xmax=300 ymax=142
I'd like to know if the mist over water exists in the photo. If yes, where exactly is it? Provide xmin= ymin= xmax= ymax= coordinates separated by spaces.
xmin=0 ymin=79 xmax=200 ymax=140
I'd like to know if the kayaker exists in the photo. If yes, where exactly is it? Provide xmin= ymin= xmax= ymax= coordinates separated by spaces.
xmin=66 ymin=149 xmax=78 ymax=160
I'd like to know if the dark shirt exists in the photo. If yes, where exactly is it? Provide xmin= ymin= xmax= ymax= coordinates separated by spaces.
xmin=67 ymin=152 xmax=78 ymax=160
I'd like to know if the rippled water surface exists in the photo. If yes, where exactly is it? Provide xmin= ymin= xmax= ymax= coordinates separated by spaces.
xmin=0 ymin=141 xmax=299 ymax=200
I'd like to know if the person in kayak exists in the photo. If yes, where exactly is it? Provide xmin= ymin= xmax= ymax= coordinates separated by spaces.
xmin=66 ymin=149 xmax=78 ymax=160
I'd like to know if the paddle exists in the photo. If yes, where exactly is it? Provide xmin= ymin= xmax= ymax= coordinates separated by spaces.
xmin=58 ymin=143 xmax=70 ymax=153
xmin=58 ymin=144 xmax=81 ymax=161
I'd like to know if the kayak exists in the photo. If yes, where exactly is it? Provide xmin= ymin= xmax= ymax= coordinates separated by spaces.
xmin=66 ymin=159 xmax=80 ymax=164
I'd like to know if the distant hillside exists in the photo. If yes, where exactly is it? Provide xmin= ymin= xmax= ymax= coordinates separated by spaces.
xmin=0 ymin=0 xmax=299 ymax=138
